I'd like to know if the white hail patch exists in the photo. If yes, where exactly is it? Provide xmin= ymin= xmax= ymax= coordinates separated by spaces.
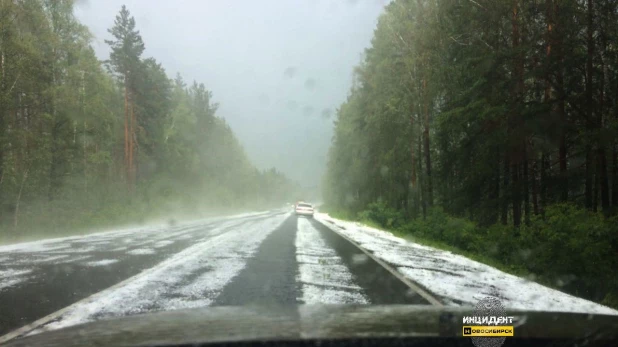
xmin=0 ymin=268 xmax=33 ymax=291
xmin=39 ymin=213 xmax=289 ymax=332
xmin=84 ymin=259 xmax=119 ymax=267
xmin=295 ymin=217 xmax=368 ymax=304
xmin=126 ymin=248 xmax=156 ymax=255
xmin=315 ymin=213 xmax=618 ymax=316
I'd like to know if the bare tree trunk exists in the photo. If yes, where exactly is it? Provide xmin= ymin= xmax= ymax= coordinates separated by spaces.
xmin=587 ymin=149 xmax=594 ymax=209
xmin=593 ymin=162 xmax=599 ymax=213
xmin=124 ymin=76 xmax=129 ymax=184
xmin=14 ymin=169 xmax=29 ymax=232
xmin=523 ymin=148 xmax=530 ymax=225
xmin=48 ymin=60 xmax=60 ymax=202
xmin=532 ymin=156 xmax=539 ymax=215
xmin=422 ymin=78 xmax=433 ymax=208
xmin=129 ymin=99 xmax=135 ymax=189
xmin=511 ymin=0 xmax=523 ymax=227
xmin=419 ymin=132 xmax=426 ymax=219
xmin=409 ymin=114 xmax=418 ymax=218
xmin=410 ymin=115 xmax=416 ymax=189
xmin=552 ymin=1 xmax=568 ymax=202
xmin=486 ymin=152 xmax=500 ymax=225
xmin=614 ymin=46 xmax=618 ymax=208
xmin=599 ymin=149 xmax=609 ymax=215
xmin=540 ymin=153 xmax=548 ymax=215
xmin=501 ymin=154 xmax=509 ymax=225
xmin=0 ymin=50 xmax=5 ymax=218
xmin=83 ymin=120 xmax=87 ymax=194
xmin=512 ymin=162 xmax=522 ymax=227
xmin=612 ymin=143 xmax=618 ymax=207
xmin=584 ymin=0 xmax=594 ymax=210
xmin=598 ymin=13 xmax=610 ymax=216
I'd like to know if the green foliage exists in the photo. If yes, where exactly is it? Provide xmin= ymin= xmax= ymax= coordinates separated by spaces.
xmin=323 ymin=0 xmax=618 ymax=308
xmin=519 ymin=204 xmax=618 ymax=302
xmin=396 ymin=204 xmax=618 ymax=309
xmin=0 ymin=2 xmax=301 ymax=241
xmin=343 ymin=202 xmax=618 ymax=309
xmin=318 ymin=204 xmax=358 ymax=221
xmin=358 ymin=199 xmax=404 ymax=229
xmin=400 ymin=208 xmax=481 ymax=253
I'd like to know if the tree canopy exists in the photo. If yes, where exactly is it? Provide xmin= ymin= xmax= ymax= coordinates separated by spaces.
xmin=324 ymin=0 xmax=618 ymax=308
xmin=0 ymin=1 xmax=300 ymax=239
xmin=325 ymin=0 xmax=618 ymax=224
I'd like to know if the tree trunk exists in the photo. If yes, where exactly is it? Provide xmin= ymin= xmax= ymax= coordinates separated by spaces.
xmin=540 ymin=153 xmax=548 ymax=215
xmin=83 ymin=120 xmax=87 ymax=194
xmin=129 ymin=99 xmax=135 ymax=189
xmin=593 ymin=161 xmax=599 ymax=213
xmin=124 ymin=78 xmax=129 ymax=184
xmin=48 ymin=121 xmax=61 ymax=202
xmin=512 ymin=162 xmax=521 ymax=227
xmin=614 ymin=48 xmax=618 ymax=208
xmin=501 ymin=153 xmax=509 ymax=225
xmin=14 ymin=169 xmax=29 ymax=232
xmin=419 ymin=132 xmax=426 ymax=220
xmin=586 ymin=149 xmax=594 ymax=209
xmin=511 ymin=0 xmax=523 ymax=228
xmin=552 ymin=1 xmax=568 ymax=202
xmin=532 ymin=156 xmax=539 ymax=215
xmin=0 ymin=50 xmax=4 ymax=220
xmin=410 ymin=115 xmax=416 ymax=189
xmin=422 ymin=78 xmax=433 ymax=208
xmin=612 ymin=143 xmax=618 ymax=207
xmin=597 ymin=25 xmax=610 ymax=216
xmin=48 ymin=58 xmax=61 ymax=202
xmin=598 ymin=148 xmax=610 ymax=215
xmin=409 ymin=114 xmax=418 ymax=218
xmin=487 ymin=153 xmax=500 ymax=225
xmin=81 ymin=70 xmax=87 ymax=194
xmin=523 ymin=147 xmax=530 ymax=225
xmin=584 ymin=0 xmax=594 ymax=210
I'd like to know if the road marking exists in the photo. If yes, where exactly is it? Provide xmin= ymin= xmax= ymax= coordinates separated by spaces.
xmin=315 ymin=218 xmax=443 ymax=307
xmin=0 ymin=213 xmax=283 ymax=344
xmin=296 ymin=217 xmax=369 ymax=304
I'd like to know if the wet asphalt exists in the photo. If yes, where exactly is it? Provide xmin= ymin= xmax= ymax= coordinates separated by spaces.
xmin=0 ymin=212 xmax=430 ymax=336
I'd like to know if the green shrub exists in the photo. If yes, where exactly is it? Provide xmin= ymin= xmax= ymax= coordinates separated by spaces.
xmin=519 ymin=204 xmax=618 ymax=300
xmin=311 ymin=202 xmax=618 ymax=309
xmin=358 ymin=199 xmax=404 ymax=229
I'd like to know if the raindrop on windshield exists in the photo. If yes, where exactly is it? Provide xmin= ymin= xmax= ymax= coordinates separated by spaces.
xmin=304 ymin=78 xmax=317 ymax=91
xmin=286 ymin=100 xmax=298 ymax=111
xmin=283 ymin=67 xmax=297 ymax=78
xmin=303 ymin=105 xmax=315 ymax=117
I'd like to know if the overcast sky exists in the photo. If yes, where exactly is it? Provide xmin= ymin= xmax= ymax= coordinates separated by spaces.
xmin=75 ymin=0 xmax=386 ymax=187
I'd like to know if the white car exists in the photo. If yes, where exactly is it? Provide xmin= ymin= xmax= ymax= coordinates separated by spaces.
xmin=295 ymin=202 xmax=314 ymax=217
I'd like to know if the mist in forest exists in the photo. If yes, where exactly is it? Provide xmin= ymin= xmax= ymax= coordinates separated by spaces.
xmin=0 ymin=1 xmax=386 ymax=241
xmin=74 ymin=0 xmax=386 ymax=187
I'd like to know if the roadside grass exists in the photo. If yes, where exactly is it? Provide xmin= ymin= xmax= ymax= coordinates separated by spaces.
xmin=318 ymin=203 xmax=618 ymax=310
xmin=319 ymin=204 xmax=531 ymax=280
xmin=391 ymin=229 xmax=532 ymax=278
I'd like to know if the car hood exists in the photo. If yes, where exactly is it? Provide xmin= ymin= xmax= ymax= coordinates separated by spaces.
xmin=4 ymin=305 xmax=618 ymax=346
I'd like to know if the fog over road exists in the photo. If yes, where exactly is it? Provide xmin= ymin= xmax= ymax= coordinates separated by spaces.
xmin=0 ymin=210 xmax=429 ymax=337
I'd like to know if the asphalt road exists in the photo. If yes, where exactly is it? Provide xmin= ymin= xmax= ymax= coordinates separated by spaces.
xmin=0 ymin=210 xmax=430 ymax=337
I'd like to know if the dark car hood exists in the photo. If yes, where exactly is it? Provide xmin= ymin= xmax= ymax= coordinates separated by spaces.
xmin=5 ymin=305 xmax=618 ymax=346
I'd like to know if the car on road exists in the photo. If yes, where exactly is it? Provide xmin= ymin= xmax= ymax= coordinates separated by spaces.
xmin=295 ymin=202 xmax=314 ymax=217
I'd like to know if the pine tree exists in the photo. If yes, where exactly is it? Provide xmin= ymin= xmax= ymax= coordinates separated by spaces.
xmin=105 ymin=5 xmax=145 ymax=189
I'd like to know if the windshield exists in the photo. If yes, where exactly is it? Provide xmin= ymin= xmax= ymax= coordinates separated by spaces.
xmin=0 ymin=0 xmax=617 ymax=343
